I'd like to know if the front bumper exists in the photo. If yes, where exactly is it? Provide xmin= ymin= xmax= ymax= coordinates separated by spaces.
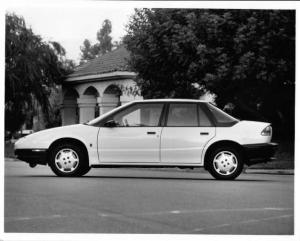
xmin=243 ymin=143 xmax=278 ymax=165
xmin=14 ymin=149 xmax=48 ymax=165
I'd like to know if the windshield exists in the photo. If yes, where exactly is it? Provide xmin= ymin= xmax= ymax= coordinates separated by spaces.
xmin=206 ymin=103 xmax=239 ymax=126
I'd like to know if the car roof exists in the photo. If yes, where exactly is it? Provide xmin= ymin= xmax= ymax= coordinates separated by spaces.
xmin=132 ymin=99 xmax=209 ymax=103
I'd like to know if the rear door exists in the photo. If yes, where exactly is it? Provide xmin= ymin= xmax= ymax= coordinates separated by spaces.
xmin=160 ymin=103 xmax=215 ymax=164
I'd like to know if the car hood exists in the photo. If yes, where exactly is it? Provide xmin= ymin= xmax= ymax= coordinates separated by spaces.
xmin=22 ymin=124 xmax=84 ymax=139
xmin=14 ymin=124 xmax=98 ymax=149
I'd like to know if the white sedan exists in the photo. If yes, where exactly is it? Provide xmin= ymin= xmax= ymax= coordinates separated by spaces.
xmin=14 ymin=99 xmax=278 ymax=180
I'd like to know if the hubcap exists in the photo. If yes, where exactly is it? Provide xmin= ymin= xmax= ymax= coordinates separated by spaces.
xmin=213 ymin=151 xmax=238 ymax=176
xmin=55 ymin=148 xmax=79 ymax=173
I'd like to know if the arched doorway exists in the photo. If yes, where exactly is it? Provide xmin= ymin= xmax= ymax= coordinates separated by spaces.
xmin=78 ymin=86 xmax=99 ymax=123
xmin=101 ymin=85 xmax=121 ymax=114
xmin=62 ymin=88 xmax=79 ymax=125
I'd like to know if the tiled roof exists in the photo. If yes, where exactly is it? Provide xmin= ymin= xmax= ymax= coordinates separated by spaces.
xmin=68 ymin=46 xmax=131 ymax=78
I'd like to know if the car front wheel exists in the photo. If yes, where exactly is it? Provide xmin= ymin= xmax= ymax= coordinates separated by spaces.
xmin=49 ymin=144 xmax=90 ymax=177
xmin=207 ymin=146 xmax=244 ymax=180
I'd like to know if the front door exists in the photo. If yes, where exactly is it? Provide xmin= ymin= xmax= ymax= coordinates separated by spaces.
xmin=160 ymin=103 xmax=216 ymax=164
xmin=98 ymin=103 xmax=164 ymax=163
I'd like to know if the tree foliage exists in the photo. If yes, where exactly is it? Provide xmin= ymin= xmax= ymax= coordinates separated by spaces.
xmin=80 ymin=39 xmax=99 ymax=61
xmin=124 ymin=9 xmax=295 ymax=138
xmin=80 ymin=19 xmax=114 ymax=63
xmin=96 ymin=19 xmax=113 ymax=55
xmin=5 ymin=13 xmax=72 ymax=133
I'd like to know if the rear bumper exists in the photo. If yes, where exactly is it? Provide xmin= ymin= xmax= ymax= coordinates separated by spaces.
xmin=243 ymin=143 xmax=278 ymax=165
xmin=14 ymin=149 xmax=48 ymax=165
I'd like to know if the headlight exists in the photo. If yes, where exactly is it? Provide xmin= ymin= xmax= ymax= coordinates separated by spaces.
xmin=261 ymin=125 xmax=272 ymax=136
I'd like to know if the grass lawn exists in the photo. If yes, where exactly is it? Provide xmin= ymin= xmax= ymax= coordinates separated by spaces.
xmin=5 ymin=140 xmax=294 ymax=169
xmin=5 ymin=141 xmax=15 ymax=158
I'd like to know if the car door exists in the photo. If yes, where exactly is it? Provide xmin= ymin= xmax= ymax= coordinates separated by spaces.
xmin=160 ymin=103 xmax=216 ymax=164
xmin=98 ymin=102 xmax=164 ymax=163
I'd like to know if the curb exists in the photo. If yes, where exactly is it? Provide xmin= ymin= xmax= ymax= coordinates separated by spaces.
xmin=245 ymin=169 xmax=294 ymax=175
xmin=5 ymin=157 xmax=18 ymax=162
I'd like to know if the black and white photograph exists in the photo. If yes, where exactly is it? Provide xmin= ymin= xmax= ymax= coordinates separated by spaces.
xmin=1 ymin=0 xmax=299 ymax=240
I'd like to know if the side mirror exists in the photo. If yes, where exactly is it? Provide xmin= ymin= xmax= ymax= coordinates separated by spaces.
xmin=104 ymin=120 xmax=117 ymax=128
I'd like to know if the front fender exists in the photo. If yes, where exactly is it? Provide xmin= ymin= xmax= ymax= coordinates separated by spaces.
xmin=14 ymin=124 xmax=100 ymax=165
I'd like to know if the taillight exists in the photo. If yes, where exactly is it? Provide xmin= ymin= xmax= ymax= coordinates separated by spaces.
xmin=261 ymin=125 xmax=272 ymax=136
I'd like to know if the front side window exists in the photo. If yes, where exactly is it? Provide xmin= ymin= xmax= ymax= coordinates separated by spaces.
xmin=167 ymin=103 xmax=198 ymax=127
xmin=112 ymin=103 xmax=164 ymax=127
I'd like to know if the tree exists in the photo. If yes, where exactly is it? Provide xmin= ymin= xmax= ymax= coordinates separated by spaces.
xmin=96 ymin=19 xmax=113 ymax=55
xmin=113 ymin=40 xmax=123 ymax=49
xmin=80 ymin=19 xmax=113 ymax=63
xmin=124 ymin=9 xmax=295 ymax=139
xmin=5 ymin=13 xmax=71 ymax=134
xmin=80 ymin=39 xmax=99 ymax=62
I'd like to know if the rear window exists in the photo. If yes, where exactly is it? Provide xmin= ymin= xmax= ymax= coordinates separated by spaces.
xmin=206 ymin=103 xmax=238 ymax=126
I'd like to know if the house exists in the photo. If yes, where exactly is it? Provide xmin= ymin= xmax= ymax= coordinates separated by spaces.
xmin=61 ymin=46 xmax=142 ymax=125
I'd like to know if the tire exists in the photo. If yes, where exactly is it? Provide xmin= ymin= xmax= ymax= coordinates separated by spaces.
xmin=207 ymin=146 xmax=244 ymax=180
xmin=49 ymin=143 xmax=90 ymax=177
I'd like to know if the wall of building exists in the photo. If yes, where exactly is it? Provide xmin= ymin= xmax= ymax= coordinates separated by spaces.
xmin=61 ymin=78 xmax=143 ymax=125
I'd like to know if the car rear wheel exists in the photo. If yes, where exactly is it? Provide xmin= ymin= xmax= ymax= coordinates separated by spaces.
xmin=49 ymin=143 xmax=90 ymax=177
xmin=207 ymin=146 xmax=244 ymax=180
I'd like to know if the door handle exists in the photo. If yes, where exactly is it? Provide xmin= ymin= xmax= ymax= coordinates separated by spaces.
xmin=200 ymin=132 xmax=209 ymax=135
xmin=147 ymin=131 xmax=156 ymax=135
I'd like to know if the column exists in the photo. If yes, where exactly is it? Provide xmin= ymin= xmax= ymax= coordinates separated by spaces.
xmin=61 ymin=99 xmax=78 ymax=126
xmin=98 ymin=96 xmax=120 ymax=115
xmin=77 ymin=97 xmax=97 ymax=123
xmin=97 ymin=97 xmax=105 ymax=116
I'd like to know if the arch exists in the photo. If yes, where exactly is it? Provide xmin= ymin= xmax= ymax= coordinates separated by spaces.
xmin=62 ymin=88 xmax=79 ymax=125
xmin=103 ymin=84 xmax=122 ymax=96
xmin=64 ymin=88 xmax=79 ymax=99
xmin=101 ymin=84 xmax=122 ymax=114
xmin=83 ymin=86 xmax=99 ymax=97
xmin=79 ymin=86 xmax=100 ymax=120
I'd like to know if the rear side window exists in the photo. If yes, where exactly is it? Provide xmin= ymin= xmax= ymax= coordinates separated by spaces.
xmin=198 ymin=105 xmax=213 ymax=127
xmin=167 ymin=103 xmax=198 ymax=127
xmin=206 ymin=103 xmax=238 ymax=126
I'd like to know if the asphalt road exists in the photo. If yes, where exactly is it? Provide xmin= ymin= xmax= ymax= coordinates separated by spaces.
xmin=5 ymin=161 xmax=294 ymax=234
